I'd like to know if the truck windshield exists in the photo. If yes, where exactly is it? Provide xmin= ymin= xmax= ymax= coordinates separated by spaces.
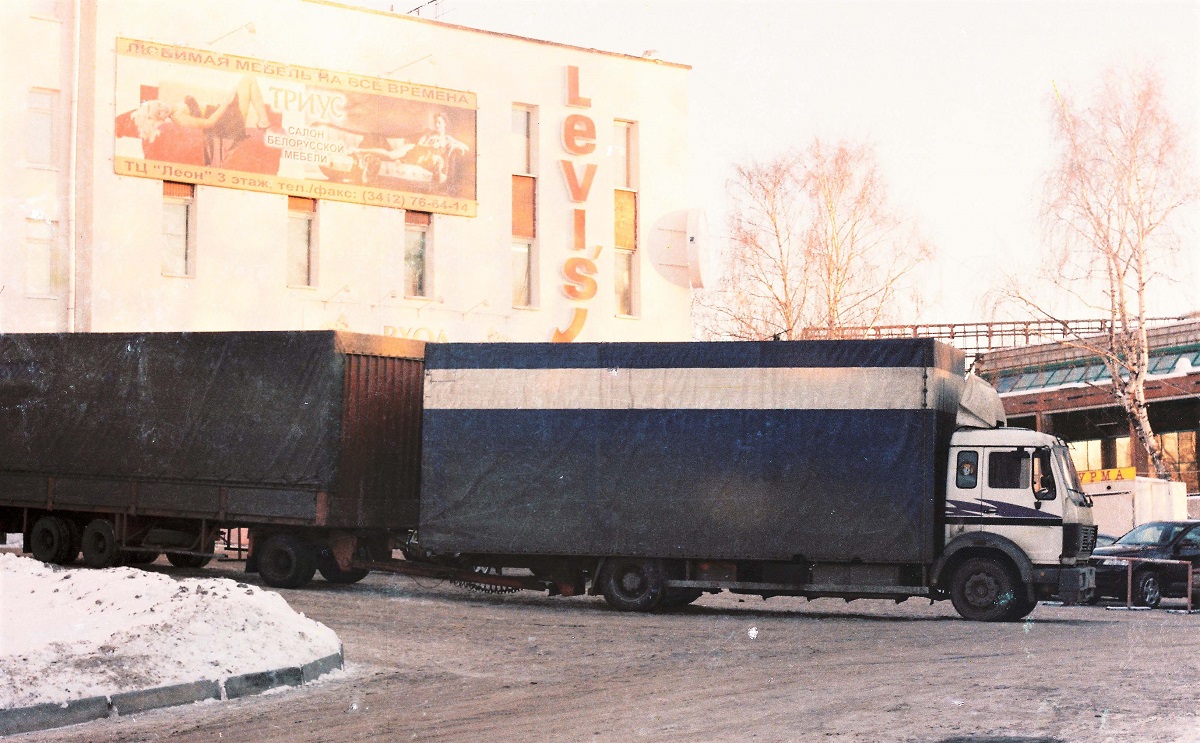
xmin=1054 ymin=445 xmax=1091 ymax=507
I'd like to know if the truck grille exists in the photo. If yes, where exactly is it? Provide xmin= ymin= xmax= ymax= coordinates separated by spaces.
xmin=1068 ymin=524 xmax=1098 ymax=558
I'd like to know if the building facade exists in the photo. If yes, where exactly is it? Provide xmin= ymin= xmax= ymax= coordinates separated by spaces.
xmin=2 ymin=0 xmax=704 ymax=342
xmin=978 ymin=319 xmax=1200 ymax=496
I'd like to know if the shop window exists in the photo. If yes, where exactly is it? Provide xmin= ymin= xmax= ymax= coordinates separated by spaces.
xmin=512 ymin=105 xmax=537 ymax=308
xmin=287 ymin=197 xmax=316 ymax=287
xmin=162 ymin=182 xmax=195 ymax=277
xmin=27 ymin=89 xmax=57 ymax=166
xmin=25 ymin=219 xmax=55 ymax=297
xmin=405 ymin=211 xmax=430 ymax=298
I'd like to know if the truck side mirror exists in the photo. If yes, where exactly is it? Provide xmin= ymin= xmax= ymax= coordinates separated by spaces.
xmin=1034 ymin=488 xmax=1056 ymax=502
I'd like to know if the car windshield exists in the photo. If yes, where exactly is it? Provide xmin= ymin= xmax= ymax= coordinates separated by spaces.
xmin=1115 ymin=522 xmax=1187 ymax=546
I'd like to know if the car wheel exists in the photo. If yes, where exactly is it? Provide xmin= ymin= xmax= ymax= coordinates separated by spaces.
xmin=1132 ymin=570 xmax=1162 ymax=609
xmin=599 ymin=558 xmax=666 ymax=612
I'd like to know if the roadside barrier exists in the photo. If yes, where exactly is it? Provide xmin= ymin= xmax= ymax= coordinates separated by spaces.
xmin=1101 ymin=556 xmax=1196 ymax=613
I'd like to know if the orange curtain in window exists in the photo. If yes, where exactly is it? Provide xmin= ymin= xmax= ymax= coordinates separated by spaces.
xmin=512 ymin=175 xmax=536 ymax=239
xmin=614 ymin=189 xmax=637 ymax=250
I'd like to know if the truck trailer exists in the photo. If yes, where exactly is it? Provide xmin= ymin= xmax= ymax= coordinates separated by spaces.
xmin=0 ymin=331 xmax=1096 ymax=621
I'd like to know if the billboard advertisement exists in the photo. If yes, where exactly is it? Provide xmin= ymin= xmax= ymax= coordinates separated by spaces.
xmin=113 ymin=38 xmax=477 ymax=217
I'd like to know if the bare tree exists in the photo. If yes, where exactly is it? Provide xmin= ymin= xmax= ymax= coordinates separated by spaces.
xmin=696 ymin=139 xmax=931 ymax=340
xmin=1007 ymin=66 xmax=1197 ymax=479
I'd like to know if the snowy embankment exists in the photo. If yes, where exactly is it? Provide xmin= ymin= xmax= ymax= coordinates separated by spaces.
xmin=0 ymin=553 xmax=340 ymax=709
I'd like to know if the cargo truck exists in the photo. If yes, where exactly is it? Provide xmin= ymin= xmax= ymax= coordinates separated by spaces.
xmin=0 ymin=332 xmax=1096 ymax=621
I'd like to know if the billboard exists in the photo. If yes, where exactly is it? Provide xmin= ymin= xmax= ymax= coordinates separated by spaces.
xmin=113 ymin=38 xmax=477 ymax=217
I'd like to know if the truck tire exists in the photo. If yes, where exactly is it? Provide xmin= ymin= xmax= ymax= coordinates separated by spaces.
xmin=167 ymin=539 xmax=215 ymax=569
xmin=258 ymin=534 xmax=317 ymax=589
xmin=599 ymin=558 xmax=666 ymax=612
xmin=317 ymin=550 xmax=370 ymax=584
xmin=949 ymin=557 xmax=1022 ymax=622
xmin=1004 ymin=593 xmax=1039 ymax=621
xmin=62 ymin=519 xmax=82 ymax=564
xmin=125 ymin=551 xmax=161 ymax=565
xmin=81 ymin=519 xmax=123 ymax=569
xmin=1132 ymin=570 xmax=1162 ymax=609
xmin=30 ymin=516 xmax=71 ymax=564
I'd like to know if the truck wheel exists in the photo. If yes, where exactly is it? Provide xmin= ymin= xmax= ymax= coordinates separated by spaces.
xmin=599 ymin=558 xmax=666 ymax=612
xmin=1132 ymin=570 xmax=1162 ymax=609
xmin=317 ymin=550 xmax=370 ymax=584
xmin=1004 ymin=592 xmax=1039 ymax=621
xmin=125 ymin=551 xmax=161 ymax=565
xmin=30 ymin=516 xmax=70 ymax=564
xmin=949 ymin=557 xmax=1021 ymax=622
xmin=258 ymin=534 xmax=317 ymax=589
xmin=81 ymin=519 xmax=123 ymax=569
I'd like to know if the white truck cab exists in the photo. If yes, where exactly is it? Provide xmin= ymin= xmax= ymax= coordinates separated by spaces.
xmin=936 ymin=427 xmax=1097 ymax=617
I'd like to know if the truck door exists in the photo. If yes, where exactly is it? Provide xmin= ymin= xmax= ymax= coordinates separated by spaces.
xmin=945 ymin=449 xmax=982 ymax=539
xmin=979 ymin=448 xmax=1063 ymax=564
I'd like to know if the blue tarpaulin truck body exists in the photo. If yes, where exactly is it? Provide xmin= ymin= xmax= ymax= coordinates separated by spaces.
xmin=419 ymin=338 xmax=965 ymax=565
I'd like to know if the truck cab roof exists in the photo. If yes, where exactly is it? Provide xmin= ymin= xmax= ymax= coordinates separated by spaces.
xmin=951 ymin=427 xmax=1061 ymax=448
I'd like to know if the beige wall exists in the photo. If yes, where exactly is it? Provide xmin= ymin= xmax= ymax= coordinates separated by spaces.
xmin=1 ymin=0 xmax=698 ymax=342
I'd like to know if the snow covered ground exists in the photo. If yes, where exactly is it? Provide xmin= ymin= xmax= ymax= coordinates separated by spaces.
xmin=0 ymin=552 xmax=341 ymax=709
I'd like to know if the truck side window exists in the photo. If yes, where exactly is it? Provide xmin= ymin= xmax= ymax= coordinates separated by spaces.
xmin=955 ymin=451 xmax=979 ymax=490
xmin=1033 ymin=449 xmax=1055 ymax=496
xmin=988 ymin=451 xmax=1031 ymax=489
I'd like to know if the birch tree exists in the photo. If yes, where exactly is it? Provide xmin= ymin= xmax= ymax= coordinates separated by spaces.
xmin=1011 ymin=66 xmax=1197 ymax=479
xmin=697 ymin=139 xmax=931 ymax=340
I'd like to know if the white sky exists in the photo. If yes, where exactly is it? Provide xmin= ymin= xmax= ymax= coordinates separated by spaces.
xmin=382 ymin=0 xmax=1200 ymax=323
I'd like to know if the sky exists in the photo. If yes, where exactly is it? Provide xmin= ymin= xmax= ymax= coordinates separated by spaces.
xmin=377 ymin=0 xmax=1200 ymax=323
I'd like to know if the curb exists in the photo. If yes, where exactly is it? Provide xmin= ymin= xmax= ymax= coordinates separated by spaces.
xmin=0 ymin=648 xmax=343 ymax=738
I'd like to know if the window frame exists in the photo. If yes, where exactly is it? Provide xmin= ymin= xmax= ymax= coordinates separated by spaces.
xmin=287 ymin=197 xmax=317 ymax=288
xmin=161 ymin=182 xmax=196 ymax=278
xmin=24 ymin=218 xmax=56 ymax=298
xmin=26 ymin=88 xmax=58 ymax=167
xmin=404 ymin=211 xmax=432 ymax=299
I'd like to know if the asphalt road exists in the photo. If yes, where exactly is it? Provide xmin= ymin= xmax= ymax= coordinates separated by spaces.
xmin=12 ymin=559 xmax=1200 ymax=743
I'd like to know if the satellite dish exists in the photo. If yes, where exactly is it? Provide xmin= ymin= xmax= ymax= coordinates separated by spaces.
xmin=685 ymin=209 xmax=714 ymax=289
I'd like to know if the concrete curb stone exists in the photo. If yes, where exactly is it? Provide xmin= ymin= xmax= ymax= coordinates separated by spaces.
xmin=0 ymin=646 xmax=343 ymax=738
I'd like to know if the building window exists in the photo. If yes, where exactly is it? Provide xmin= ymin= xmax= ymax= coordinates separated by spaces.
xmin=27 ymin=90 xmax=57 ymax=166
xmin=162 ymin=181 xmax=195 ymax=277
xmin=1158 ymin=430 xmax=1198 ymax=493
xmin=30 ymin=0 xmax=59 ymax=17
xmin=512 ymin=105 xmax=537 ymax=308
xmin=25 ymin=219 xmax=55 ymax=297
xmin=287 ymin=196 xmax=316 ymax=287
xmin=511 ymin=106 xmax=535 ymax=176
xmin=614 ymin=121 xmax=637 ymax=316
xmin=405 ymin=211 xmax=430 ymax=298
xmin=512 ymin=243 xmax=532 ymax=308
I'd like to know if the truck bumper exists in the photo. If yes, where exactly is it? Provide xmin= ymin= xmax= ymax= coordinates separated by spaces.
xmin=1032 ymin=565 xmax=1096 ymax=605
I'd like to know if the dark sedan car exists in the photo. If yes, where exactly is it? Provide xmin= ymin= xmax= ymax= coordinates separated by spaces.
xmin=1091 ymin=520 xmax=1200 ymax=608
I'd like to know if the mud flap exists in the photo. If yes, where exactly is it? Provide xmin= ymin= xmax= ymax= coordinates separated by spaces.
xmin=1057 ymin=566 xmax=1096 ymax=605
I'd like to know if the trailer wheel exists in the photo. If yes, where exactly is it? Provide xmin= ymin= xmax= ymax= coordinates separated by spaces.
xmin=599 ymin=558 xmax=666 ymax=612
xmin=949 ymin=557 xmax=1021 ymax=622
xmin=81 ymin=519 xmax=123 ymax=569
xmin=125 ymin=551 xmax=161 ymax=566
xmin=258 ymin=534 xmax=317 ymax=589
xmin=30 ymin=516 xmax=71 ymax=564
xmin=62 ymin=519 xmax=82 ymax=564
xmin=317 ymin=550 xmax=370 ymax=584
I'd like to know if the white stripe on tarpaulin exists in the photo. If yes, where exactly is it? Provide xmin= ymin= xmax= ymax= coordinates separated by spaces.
xmin=424 ymin=366 xmax=963 ymax=411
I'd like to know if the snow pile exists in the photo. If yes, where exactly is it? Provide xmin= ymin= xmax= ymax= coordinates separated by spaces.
xmin=0 ymin=553 xmax=340 ymax=709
